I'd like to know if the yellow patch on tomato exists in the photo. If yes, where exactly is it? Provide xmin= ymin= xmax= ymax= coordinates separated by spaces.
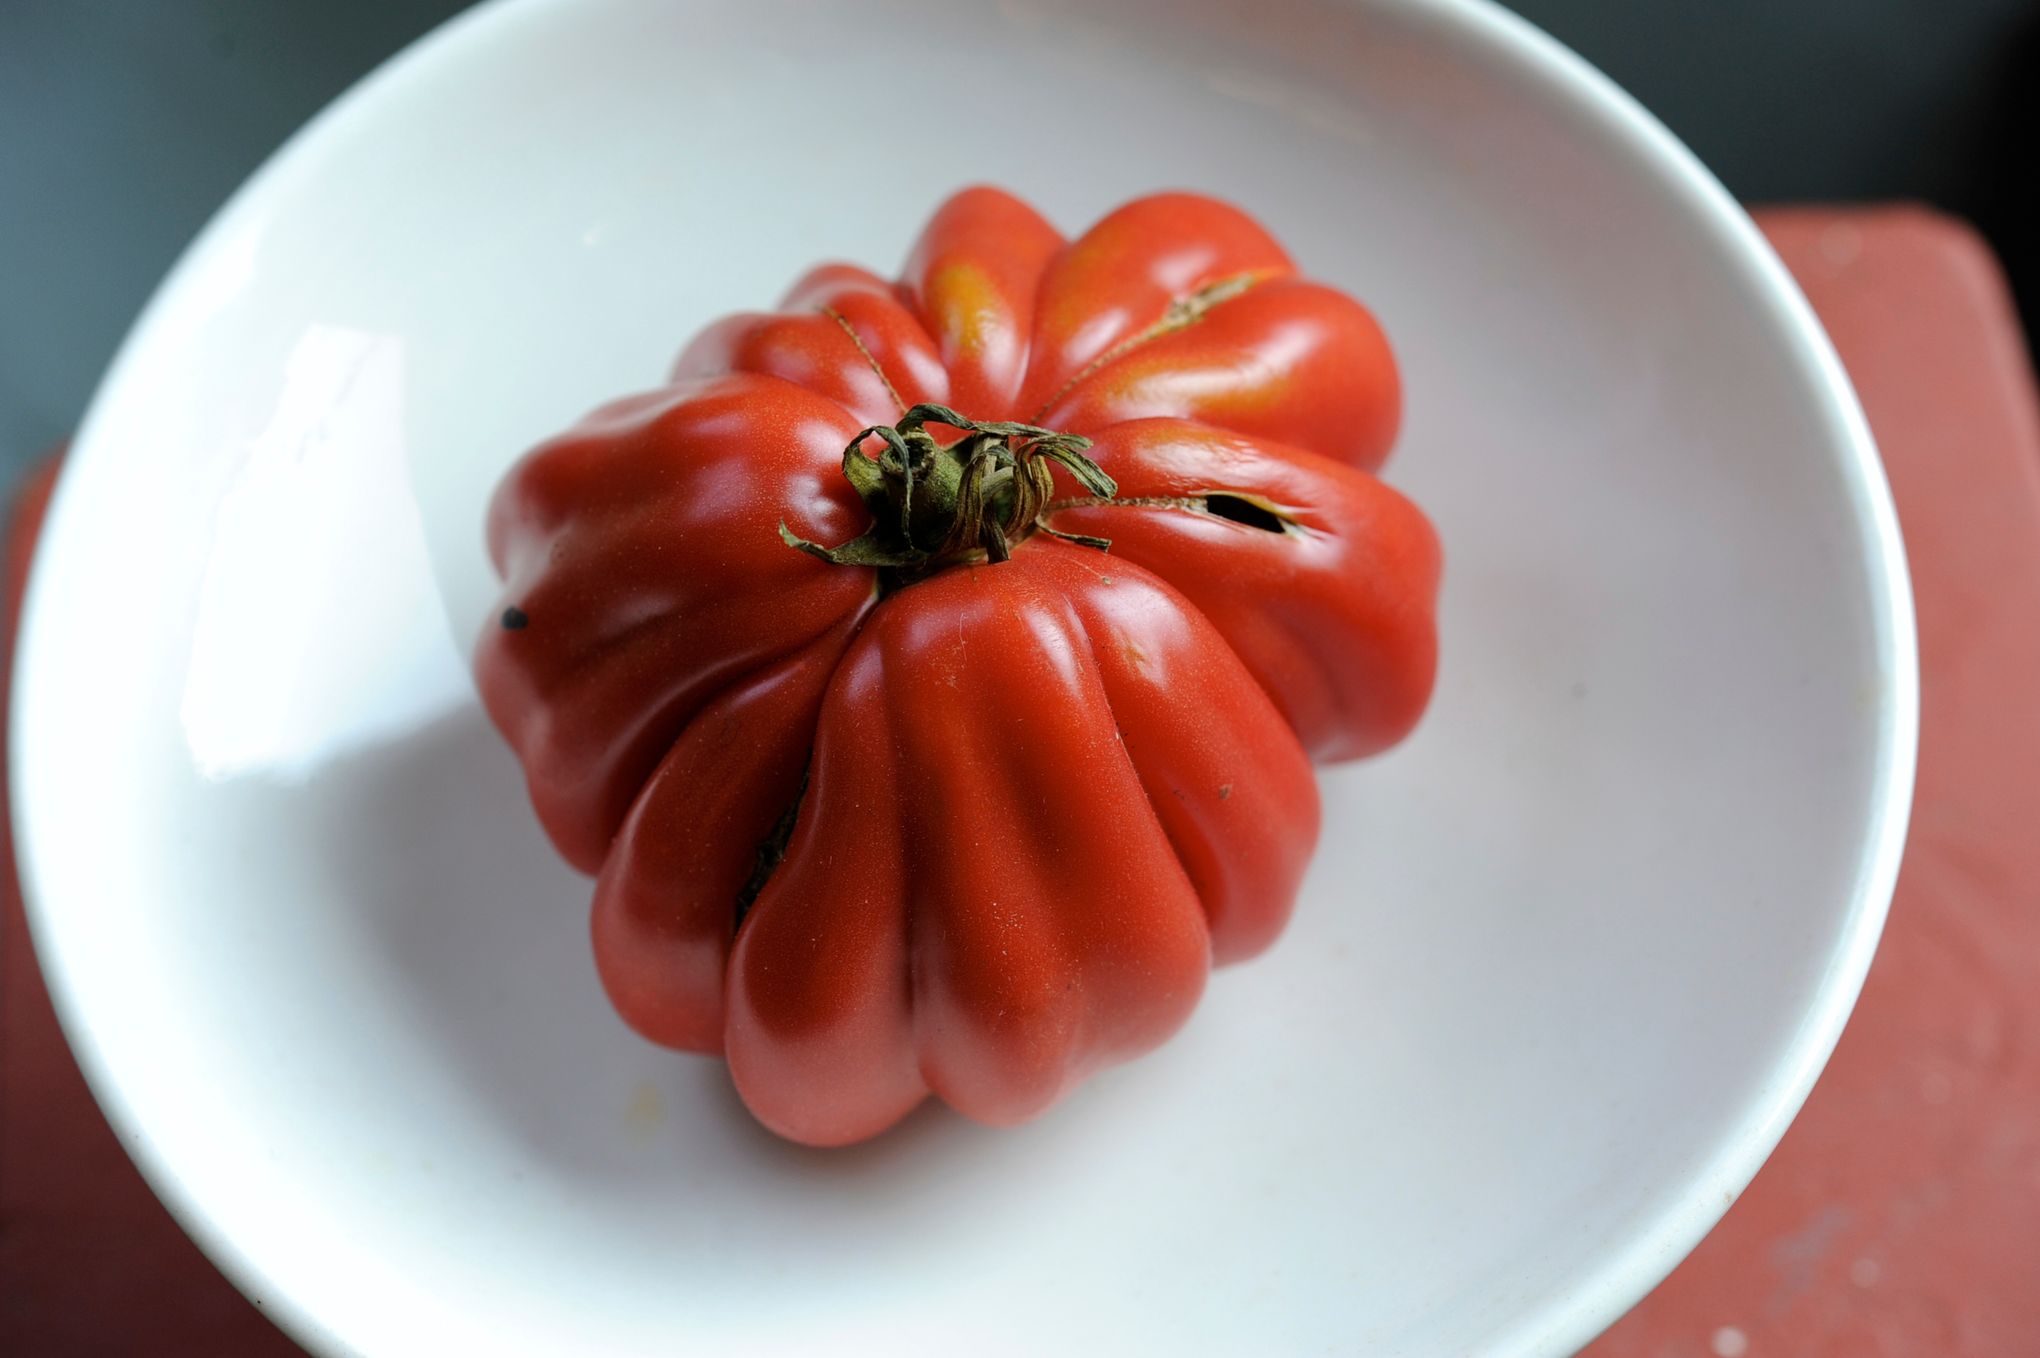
xmin=931 ymin=262 xmax=1002 ymax=357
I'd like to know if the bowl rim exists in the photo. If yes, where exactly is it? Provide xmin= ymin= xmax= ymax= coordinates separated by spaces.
xmin=10 ymin=0 xmax=1918 ymax=1353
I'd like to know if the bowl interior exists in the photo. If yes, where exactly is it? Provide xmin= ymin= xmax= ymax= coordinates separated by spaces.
xmin=14 ymin=0 xmax=1910 ymax=1353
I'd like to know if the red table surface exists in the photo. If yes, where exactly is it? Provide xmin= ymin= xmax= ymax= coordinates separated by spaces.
xmin=4 ymin=207 xmax=2038 ymax=1355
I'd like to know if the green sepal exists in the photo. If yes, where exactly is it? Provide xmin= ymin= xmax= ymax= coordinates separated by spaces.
xmin=778 ymin=520 xmax=927 ymax=570
xmin=1037 ymin=443 xmax=1117 ymax=498
xmin=1036 ymin=523 xmax=1114 ymax=552
xmin=839 ymin=443 xmax=889 ymax=512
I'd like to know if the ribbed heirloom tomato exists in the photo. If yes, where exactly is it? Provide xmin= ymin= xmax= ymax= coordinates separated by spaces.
xmin=477 ymin=187 xmax=1440 ymax=1146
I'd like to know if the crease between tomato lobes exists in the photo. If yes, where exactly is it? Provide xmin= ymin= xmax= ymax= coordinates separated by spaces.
xmin=477 ymin=185 xmax=1439 ymax=1145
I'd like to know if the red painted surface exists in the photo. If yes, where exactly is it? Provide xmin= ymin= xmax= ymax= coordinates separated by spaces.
xmin=3 ymin=207 xmax=2037 ymax=1353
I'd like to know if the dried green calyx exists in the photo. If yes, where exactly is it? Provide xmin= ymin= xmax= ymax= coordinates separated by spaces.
xmin=780 ymin=404 xmax=1118 ymax=577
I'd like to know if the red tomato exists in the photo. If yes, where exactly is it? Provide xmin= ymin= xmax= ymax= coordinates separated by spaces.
xmin=477 ymin=188 xmax=1439 ymax=1146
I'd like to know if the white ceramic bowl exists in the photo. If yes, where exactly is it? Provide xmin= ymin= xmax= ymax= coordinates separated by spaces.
xmin=13 ymin=1 xmax=1914 ymax=1353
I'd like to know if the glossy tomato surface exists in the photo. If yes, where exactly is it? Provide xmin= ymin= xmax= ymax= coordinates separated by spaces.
xmin=478 ymin=188 xmax=1439 ymax=1145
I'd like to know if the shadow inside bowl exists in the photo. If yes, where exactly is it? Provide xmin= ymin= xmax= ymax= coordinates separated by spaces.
xmin=302 ymin=704 xmax=1000 ymax=1196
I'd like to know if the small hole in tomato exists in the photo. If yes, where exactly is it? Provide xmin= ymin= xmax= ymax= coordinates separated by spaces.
xmin=1203 ymin=494 xmax=1289 ymax=533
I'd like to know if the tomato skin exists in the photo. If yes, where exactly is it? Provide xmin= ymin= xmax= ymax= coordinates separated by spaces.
xmin=477 ymin=374 xmax=875 ymax=874
xmin=724 ymin=543 xmax=1315 ymax=1146
xmin=589 ymin=616 xmax=861 ymax=1054
xmin=899 ymin=186 xmax=1063 ymax=416
xmin=1039 ymin=280 xmax=1403 ymax=472
xmin=478 ymin=187 xmax=1437 ymax=1145
xmin=1046 ymin=419 xmax=1440 ymax=761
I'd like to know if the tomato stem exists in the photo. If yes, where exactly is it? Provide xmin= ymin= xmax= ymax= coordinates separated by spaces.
xmin=780 ymin=405 xmax=1118 ymax=579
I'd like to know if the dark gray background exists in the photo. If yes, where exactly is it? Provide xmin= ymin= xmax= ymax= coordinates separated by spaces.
xmin=3 ymin=0 xmax=2035 ymax=483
